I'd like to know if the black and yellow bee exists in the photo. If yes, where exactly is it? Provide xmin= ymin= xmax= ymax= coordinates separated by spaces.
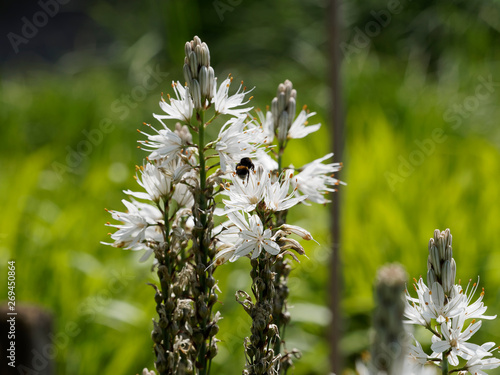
xmin=235 ymin=157 xmax=255 ymax=183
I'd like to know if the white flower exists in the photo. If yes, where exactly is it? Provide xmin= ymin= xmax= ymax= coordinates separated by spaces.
xmin=405 ymin=334 xmax=442 ymax=374
xmin=220 ymin=164 xmax=269 ymax=214
xmin=213 ymin=76 xmax=253 ymax=117
xmin=138 ymin=119 xmax=185 ymax=161
xmin=254 ymin=149 xmax=278 ymax=172
xmin=293 ymin=153 xmax=344 ymax=204
xmin=214 ymin=218 xmax=242 ymax=244
xmin=264 ymin=172 xmax=307 ymax=212
xmin=462 ymin=278 xmax=497 ymax=321
xmin=404 ymin=278 xmax=465 ymax=327
xmin=464 ymin=342 xmax=500 ymax=375
xmin=215 ymin=116 xmax=267 ymax=172
xmin=287 ymin=108 xmax=321 ymax=139
xmin=171 ymin=166 xmax=196 ymax=208
xmin=103 ymin=199 xmax=163 ymax=251
xmin=222 ymin=211 xmax=281 ymax=261
xmin=124 ymin=159 xmax=192 ymax=203
xmin=123 ymin=163 xmax=171 ymax=202
xmin=408 ymin=338 xmax=431 ymax=368
xmin=431 ymin=313 xmax=482 ymax=366
xmin=256 ymin=108 xmax=274 ymax=143
xmin=206 ymin=218 xmax=243 ymax=268
xmin=154 ymin=81 xmax=193 ymax=122
xmin=210 ymin=244 xmax=237 ymax=268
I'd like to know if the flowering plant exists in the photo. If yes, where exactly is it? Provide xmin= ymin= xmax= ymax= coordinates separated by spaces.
xmin=103 ymin=36 xmax=342 ymax=375
xmin=404 ymin=229 xmax=500 ymax=375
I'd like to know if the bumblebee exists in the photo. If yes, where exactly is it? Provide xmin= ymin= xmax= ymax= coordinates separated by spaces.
xmin=235 ymin=157 xmax=255 ymax=183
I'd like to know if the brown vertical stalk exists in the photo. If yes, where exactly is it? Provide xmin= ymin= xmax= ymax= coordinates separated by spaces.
xmin=327 ymin=0 xmax=344 ymax=373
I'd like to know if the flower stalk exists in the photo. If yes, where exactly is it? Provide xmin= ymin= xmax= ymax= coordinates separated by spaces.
xmin=104 ymin=36 xmax=342 ymax=375
xmin=404 ymin=228 xmax=500 ymax=374
xmin=371 ymin=264 xmax=408 ymax=375
xmin=442 ymin=354 xmax=449 ymax=375
xmin=239 ymin=255 xmax=281 ymax=375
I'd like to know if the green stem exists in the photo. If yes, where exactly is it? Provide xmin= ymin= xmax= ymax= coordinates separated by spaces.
xmin=161 ymin=199 xmax=172 ymax=359
xmin=197 ymin=109 xmax=213 ymax=375
xmin=442 ymin=353 xmax=449 ymax=375
xmin=274 ymin=144 xmax=290 ymax=372
xmin=278 ymin=144 xmax=284 ymax=173
xmin=163 ymin=199 xmax=171 ymax=267
xmin=426 ymin=325 xmax=442 ymax=339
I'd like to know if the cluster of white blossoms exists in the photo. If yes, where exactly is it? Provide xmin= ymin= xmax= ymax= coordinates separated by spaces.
xmin=103 ymin=36 xmax=344 ymax=375
xmin=404 ymin=229 xmax=500 ymax=375
xmin=104 ymin=65 xmax=342 ymax=270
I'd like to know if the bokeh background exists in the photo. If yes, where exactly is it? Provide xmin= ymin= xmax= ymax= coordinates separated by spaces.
xmin=1 ymin=0 xmax=500 ymax=374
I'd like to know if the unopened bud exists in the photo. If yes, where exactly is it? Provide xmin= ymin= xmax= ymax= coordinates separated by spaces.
xmin=207 ymin=341 xmax=218 ymax=359
xmin=208 ymin=323 xmax=219 ymax=336
xmin=183 ymin=64 xmax=192 ymax=86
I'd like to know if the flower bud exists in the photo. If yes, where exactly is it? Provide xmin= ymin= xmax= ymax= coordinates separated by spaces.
xmin=151 ymin=320 xmax=162 ymax=344
xmin=208 ymin=323 xmax=219 ymax=337
xmin=278 ymin=111 xmax=288 ymax=144
xmin=154 ymin=290 xmax=163 ymax=304
xmin=184 ymin=36 xmax=214 ymax=103
xmin=208 ymin=293 xmax=218 ymax=307
xmin=197 ymin=301 xmax=209 ymax=320
xmin=191 ymin=79 xmax=202 ymax=109
xmin=183 ymin=63 xmax=193 ymax=86
xmin=207 ymin=341 xmax=218 ymax=359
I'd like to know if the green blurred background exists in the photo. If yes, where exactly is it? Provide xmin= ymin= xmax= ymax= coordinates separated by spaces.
xmin=1 ymin=0 xmax=500 ymax=374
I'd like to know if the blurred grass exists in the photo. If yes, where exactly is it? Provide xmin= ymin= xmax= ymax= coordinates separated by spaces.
xmin=1 ymin=0 xmax=500 ymax=374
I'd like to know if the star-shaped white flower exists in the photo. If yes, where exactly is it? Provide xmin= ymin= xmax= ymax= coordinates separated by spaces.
xmin=464 ymin=342 xmax=500 ymax=375
xmin=431 ymin=313 xmax=483 ymax=366
xmin=225 ymin=211 xmax=280 ymax=261
xmin=256 ymin=108 xmax=275 ymax=143
xmin=287 ymin=107 xmax=321 ymax=139
xmin=103 ymin=199 xmax=163 ymax=251
xmin=215 ymin=117 xmax=267 ymax=172
xmin=462 ymin=278 xmax=497 ymax=321
xmin=123 ymin=163 xmax=169 ymax=203
xmin=220 ymin=164 xmax=269 ymax=214
xmin=404 ymin=278 xmax=465 ymax=327
xmin=292 ymin=153 xmax=344 ymax=204
xmin=138 ymin=119 xmax=186 ymax=161
xmin=154 ymin=81 xmax=193 ymax=123
xmin=264 ymin=172 xmax=307 ymax=212
xmin=213 ymin=76 xmax=253 ymax=117
xmin=123 ymin=158 xmax=192 ymax=203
